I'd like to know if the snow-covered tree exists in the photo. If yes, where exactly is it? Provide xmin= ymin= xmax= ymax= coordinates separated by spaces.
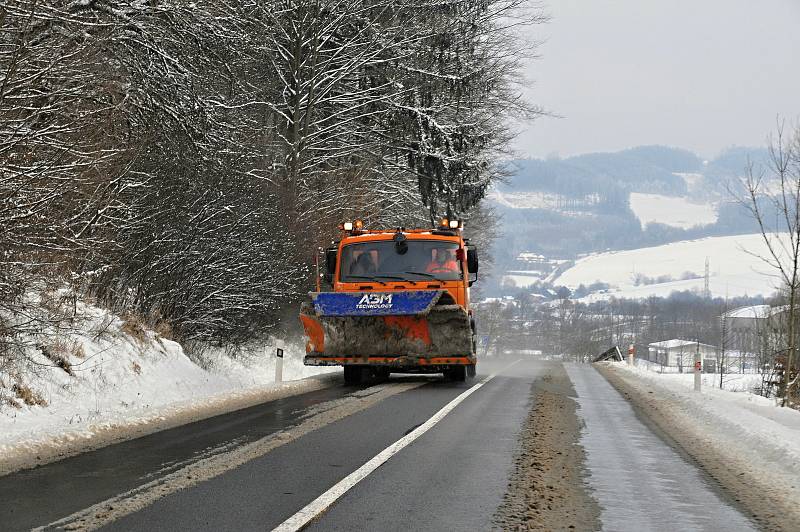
xmin=1 ymin=0 xmax=543 ymax=348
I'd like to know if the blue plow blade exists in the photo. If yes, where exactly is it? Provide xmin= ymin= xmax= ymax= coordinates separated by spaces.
xmin=311 ymin=291 xmax=441 ymax=317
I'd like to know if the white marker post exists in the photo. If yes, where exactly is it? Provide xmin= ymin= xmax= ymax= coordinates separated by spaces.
xmin=694 ymin=342 xmax=701 ymax=392
xmin=628 ymin=344 xmax=635 ymax=366
xmin=275 ymin=347 xmax=284 ymax=383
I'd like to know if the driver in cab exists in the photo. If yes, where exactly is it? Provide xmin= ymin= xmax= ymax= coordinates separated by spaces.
xmin=426 ymin=248 xmax=458 ymax=274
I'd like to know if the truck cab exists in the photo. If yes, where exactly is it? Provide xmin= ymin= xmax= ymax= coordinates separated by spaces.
xmin=326 ymin=223 xmax=478 ymax=308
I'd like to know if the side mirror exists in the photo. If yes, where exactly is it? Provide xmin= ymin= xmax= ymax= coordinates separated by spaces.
xmin=466 ymin=246 xmax=478 ymax=286
xmin=467 ymin=246 xmax=479 ymax=274
xmin=393 ymin=231 xmax=408 ymax=255
xmin=324 ymin=247 xmax=337 ymax=284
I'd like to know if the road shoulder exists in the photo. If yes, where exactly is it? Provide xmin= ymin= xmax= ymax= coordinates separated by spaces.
xmin=597 ymin=363 xmax=800 ymax=532
xmin=494 ymin=362 xmax=601 ymax=531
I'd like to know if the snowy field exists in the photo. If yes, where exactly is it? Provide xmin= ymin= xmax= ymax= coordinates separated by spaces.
xmin=674 ymin=172 xmax=704 ymax=189
xmin=0 ymin=299 xmax=335 ymax=471
xmin=503 ymin=273 xmax=544 ymax=289
xmin=488 ymin=190 xmax=565 ymax=210
xmin=554 ymin=234 xmax=781 ymax=301
xmin=629 ymin=193 xmax=718 ymax=229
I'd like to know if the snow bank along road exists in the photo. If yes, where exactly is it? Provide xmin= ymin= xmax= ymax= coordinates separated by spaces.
xmin=1 ymin=359 xmax=758 ymax=531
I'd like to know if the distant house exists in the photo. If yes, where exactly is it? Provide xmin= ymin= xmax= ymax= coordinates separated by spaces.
xmin=515 ymin=252 xmax=548 ymax=269
xmin=648 ymin=339 xmax=719 ymax=371
xmin=722 ymin=305 xmax=788 ymax=332
xmin=513 ymin=252 xmax=567 ymax=272
xmin=721 ymin=305 xmax=788 ymax=371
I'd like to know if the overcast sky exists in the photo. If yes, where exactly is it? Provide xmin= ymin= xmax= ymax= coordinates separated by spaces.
xmin=514 ymin=0 xmax=800 ymax=159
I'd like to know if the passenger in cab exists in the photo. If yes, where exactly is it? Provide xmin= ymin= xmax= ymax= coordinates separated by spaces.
xmin=352 ymin=252 xmax=377 ymax=274
xmin=426 ymin=248 xmax=458 ymax=274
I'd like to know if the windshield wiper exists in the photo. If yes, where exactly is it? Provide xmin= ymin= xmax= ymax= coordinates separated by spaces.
xmin=374 ymin=274 xmax=417 ymax=285
xmin=403 ymin=271 xmax=438 ymax=280
xmin=343 ymin=274 xmax=418 ymax=285
xmin=344 ymin=275 xmax=387 ymax=285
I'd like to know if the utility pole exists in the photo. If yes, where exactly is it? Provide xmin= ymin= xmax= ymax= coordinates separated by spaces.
xmin=704 ymin=257 xmax=710 ymax=299
xmin=694 ymin=339 xmax=702 ymax=392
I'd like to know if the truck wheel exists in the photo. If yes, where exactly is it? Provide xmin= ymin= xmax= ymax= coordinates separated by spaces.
xmin=375 ymin=368 xmax=391 ymax=383
xmin=466 ymin=364 xmax=476 ymax=378
xmin=446 ymin=366 xmax=466 ymax=382
xmin=344 ymin=366 xmax=363 ymax=385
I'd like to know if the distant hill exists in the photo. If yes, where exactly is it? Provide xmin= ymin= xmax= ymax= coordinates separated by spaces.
xmin=502 ymin=145 xmax=771 ymax=197
xmin=503 ymin=145 xmax=702 ymax=197
xmin=704 ymin=146 xmax=771 ymax=183
xmin=553 ymin=234 xmax=779 ymax=301
xmin=483 ymin=144 xmax=768 ymax=296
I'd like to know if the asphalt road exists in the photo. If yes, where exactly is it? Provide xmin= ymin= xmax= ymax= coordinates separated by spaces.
xmin=566 ymin=364 xmax=755 ymax=532
xmin=0 ymin=358 xmax=538 ymax=531
xmin=0 ymin=385 xmax=353 ymax=531
xmin=104 ymin=358 xmax=537 ymax=531
xmin=0 ymin=358 xmax=756 ymax=531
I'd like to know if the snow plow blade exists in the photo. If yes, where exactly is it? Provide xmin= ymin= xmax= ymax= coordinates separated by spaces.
xmin=299 ymin=291 xmax=474 ymax=360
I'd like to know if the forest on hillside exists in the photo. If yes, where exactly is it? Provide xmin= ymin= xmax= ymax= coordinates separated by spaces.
xmin=486 ymin=145 xmax=772 ymax=278
xmin=0 ymin=0 xmax=543 ymax=360
xmin=503 ymin=145 xmax=770 ymax=200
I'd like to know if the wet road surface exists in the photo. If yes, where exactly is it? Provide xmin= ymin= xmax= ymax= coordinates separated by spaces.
xmin=1 ymin=359 xmax=758 ymax=531
xmin=0 ymin=386 xmax=352 ymax=531
xmin=566 ymin=364 xmax=755 ymax=532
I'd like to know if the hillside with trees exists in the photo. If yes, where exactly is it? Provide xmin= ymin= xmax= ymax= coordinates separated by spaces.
xmin=486 ymin=145 xmax=772 ymax=284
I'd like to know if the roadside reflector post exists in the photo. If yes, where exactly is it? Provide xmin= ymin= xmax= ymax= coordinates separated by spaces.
xmin=694 ymin=342 xmax=701 ymax=392
xmin=628 ymin=344 xmax=635 ymax=366
xmin=276 ymin=347 xmax=284 ymax=383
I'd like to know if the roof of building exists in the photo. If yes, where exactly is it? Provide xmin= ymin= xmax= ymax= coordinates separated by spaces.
xmin=723 ymin=305 xmax=773 ymax=319
xmin=723 ymin=305 xmax=791 ymax=320
xmin=648 ymin=339 xmax=718 ymax=350
xmin=506 ymin=270 xmax=543 ymax=277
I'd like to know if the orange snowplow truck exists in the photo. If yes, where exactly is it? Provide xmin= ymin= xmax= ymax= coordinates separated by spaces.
xmin=300 ymin=219 xmax=479 ymax=385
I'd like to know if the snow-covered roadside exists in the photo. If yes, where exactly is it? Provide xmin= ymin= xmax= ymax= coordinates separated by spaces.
xmin=0 ymin=300 xmax=337 ymax=474
xmin=617 ymin=362 xmax=800 ymax=470
xmin=598 ymin=362 xmax=800 ymax=530
xmin=631 ymin=358 xmax=765 ymax=393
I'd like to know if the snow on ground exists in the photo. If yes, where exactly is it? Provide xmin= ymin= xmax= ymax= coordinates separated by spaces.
xmin=0 ymin=299 xmax=335 ymax=470
xmin=611 ymin=361 xmax=800 ymax=480
xmin=632 ymin=359 xmax=764 ymax=392
xmin=488 ymin=190 xmax=564 ymax=209
xmin=629 ymin=193 xmax=718 ymax=229
xmin=502 ymin=272 xmax=544 ymax=289
xmin=554 ymin=234 xmax=782 ymax=301
xmin=674 ymin=172 xmax=704 ymax=189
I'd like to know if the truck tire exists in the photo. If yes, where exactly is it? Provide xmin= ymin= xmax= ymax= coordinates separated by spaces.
xmin=446 ymin=365 xmax=467 ymax=382
xmin=344 ymin=365 xmax=363 ymax=385
xmin=466 ymin=364 xmax=476 ymax=378
xmin=375 ymin=367 xmax=391 ymax=383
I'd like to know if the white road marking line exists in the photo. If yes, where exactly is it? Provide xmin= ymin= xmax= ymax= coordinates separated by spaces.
xmin=272 ymin=359 xmax=522 ymax=532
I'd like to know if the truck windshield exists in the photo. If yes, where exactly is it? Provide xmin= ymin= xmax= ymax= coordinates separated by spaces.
xmin=340 ymin=240 xmax=462 ymax=282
